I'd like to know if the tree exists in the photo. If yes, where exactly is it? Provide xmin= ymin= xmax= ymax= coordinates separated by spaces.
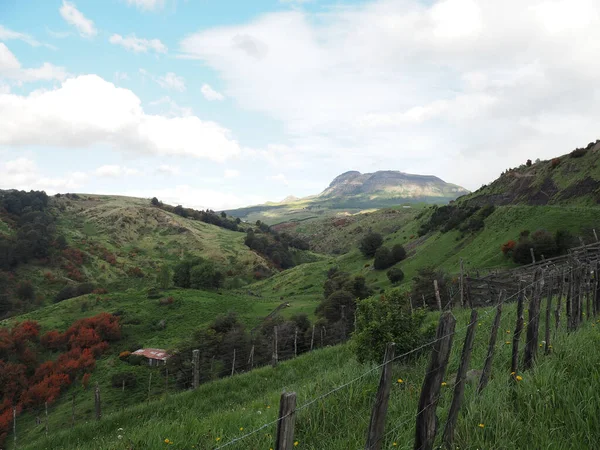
xmin=190 ymin=263 xmax=222 ymax=289
xmin=359 ymin=232 xmax=383 ymax=257
xmin=391 ymin=244 xmax=407 ymax=262
xmin=352 ymin=289 xmax=434 ymax=364
xmin=173 ymin=205 xmax=187 ymax=218
xmin=411 ymin=266 xmax=452 ymax=309
xmin=55 ymin=235 xmax=68 ymax=250
xmin=386 ymin=267 xmax=404 ymax=284
xmin=157 ymin=264 xmax=171 ymax=289
xmin=220 ymin=211 xmax=227 ymax=218
xmin=373 ymin=246 xmax=394 ymax=270
xmin=151 ymin=197 xmax=160 ymax=206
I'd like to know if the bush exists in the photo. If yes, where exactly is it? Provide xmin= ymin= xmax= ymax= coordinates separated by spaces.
xmin=359 ymin=232 xmax=383 ymax=257
xmin=551 ymin=158 xmax=561 ymax=169
xmin=373 ymin=246 xmax=394 ymax=270
xmin=16 ymin=281 xmax=35 ymax=301
xmin=111 ymin=372 xmax=137 ymax=388
xmin=570 ymin=148 xmax=587 ymax=158
xmin=146 ymin=287 xmax=161 ymax=299
xmin=391 ymin=244 xmax=407 ymax=263
xmin=352 ymin=289 xmax=434 ymax=364
xmin=501 ymin=240 xmax=516 ymax=256
xmin=127 ymin=354 xmax=145 ymax=366
xmin=386 ymin=267 xmax=404 ymax=284
xmin=526 ymin=159 xmax=532 ymax=167
xmin=119 ymin=351 xmax=131 ymax=361
xmin=54 ymin=283 xmax=95 ymax=303
xmin=190 ymin=263 xmax=223 ymax=289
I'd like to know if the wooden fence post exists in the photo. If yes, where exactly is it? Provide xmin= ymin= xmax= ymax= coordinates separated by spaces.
xmin=477 ymin=291 xmax=504 ymax=394
xmin=294 ymin=328 xmax=298 ymax=358
xmin=71 ymin=393 xmax=75 ymax=428
xmin=443 ymin=309 xmax=478 ymax=448
xmin=566 ymin=266 xmax=574 ymax=331
xmin=524 ymin=270 xmax=543 ymax=370
xmin=594 ymin=261 xmax=600 ymax=316
xmin=165 ymin=368 xmax=169 ymax=393
xmin=593 ymin=228 xmax=598 ymax=242
xmin=231 ymin=349 xmax=236 ymax=377
xmin=272 ymin=326 xmax=279 ymax=367
xmin=13 ymin=406 xmax=16 ymax=448
xmin=148 ymin=373 xmax=152 ymax=403
xmin=275 ymin=392 xmax=297 ymax=450
xmin=585 ymin=265 xmax=592 ymax=319
xmin=511 ymin=285 xmax=525 ymax=375
xmin=248 ymin=344 xmax=255 ymax=370
xmin=459 ymin=258 xmax=465 ymax=308
xmin=94 ymin=383 xmax=101 ymax=421
xmin=433 ymin=280 xmax=442 ymax=311
xmin=555 ymin=270 xmax=564 ymax=331
xmin=409 ymin=296 xmax=414 ymax=315
xmin=544 ymin=274 xmax=554 ymax=355
xmin=530 ymin=247 xmax=536 ymax=264
xmin=365 ymin=343 xmax=396 ymax=450
xmin=192 ymin=349 xmax=200 ymax=389
xmin=45 ymin=401 xmax=48 ymax=437
xmin=310 ymin=325 xmax=315 ymax=351
xmin=414 ymin=312 xmax=456 ymax=450
xmin=320 ymin=326 xmax=324 ymax=347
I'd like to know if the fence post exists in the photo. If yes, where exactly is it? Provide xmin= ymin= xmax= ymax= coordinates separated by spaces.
xmin=433 ymin=280 xmax=442 ymax=311
xmin=231 ymin=349 xmax=236 ymax=377
xmin=147 ymin=373 xmax=152 ymax=403
xmin=459 ymin=258 xmax=465 ymax=308
xmin=165 ymin=368 xmax=169 ymax=393
xmin=594 ymin=261 xmax=600 ymax=316
xmin=477 ymin=291 xmax=504 ymax=394
xmin=530 ymin=248 xmax=536 ymax=264
xmin=365 ymin=342 xmax=396 ymax=450
xmin=320 ymin=326 xmax=324 ymax=347
xmin=511 ymin=284 xmax=525 ymax=375
xmin=275 ymin=392 xmax=297 ymax=450
xmin=294 ymin=328 xmax=298 ymax=358
xmin=13 ymin=406 xmax=16 ymax=448
xmin=409 ymin=296 xmax=414 ymax=315
xmin=524 ymin=270 xmax=543 ymax=370
xmin=310 ymin=325 xmax=315 ymax=351
xmin=94 ymin=383 xmax=101 ymax=421
xmin=71 ymin=392 xmax=75 ymax=428
xmin=593 ymin=229 xmax=598 ymax=242
xmin=443 ymin=309 xmax=477 ymax=448
xmin=566 ymin=266 xmax=574 ymax=331
xmin=45 ymin=401 xmax=48 ymax=437
xmin=555 ymin=270 xmax=564 ymax=331
xmin=192 ymin=349 xmax=200 ymax=389
xmin=544 ymin=274 xmax=554 ymax=355
xmin=585 ymin=265 xmax=591 ymax=319
xmin=414 ymin=312 xmax=456 ymax=450
xmin=248 ymin=345 xmax=255 ymax=370
xmin=272 ymin=326 xmax=279 ymax=367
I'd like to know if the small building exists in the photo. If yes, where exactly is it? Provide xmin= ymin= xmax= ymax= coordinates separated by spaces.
xmin=132 ymin=348 xmax=170 ymax=366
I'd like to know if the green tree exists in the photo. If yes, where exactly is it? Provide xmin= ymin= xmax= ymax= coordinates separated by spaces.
xmin=157 ymin=264 xmax=171 ymax=289
xmin=373 ymin=246 xmax=394 ymax=270
xmin=352 ymin=289 xmax=434 ymax=364
xmin=151 ymin=197 xmax=160 ymax=206
xmin=190 ymin=262 xmax=223 ymax=289
xmin=386 ymin=267 xmax=404 ymax=284
xmin=359 ymin=232 xmax=383 ymax=257
xmin=391 ymin=244 xmax=407 ymax=262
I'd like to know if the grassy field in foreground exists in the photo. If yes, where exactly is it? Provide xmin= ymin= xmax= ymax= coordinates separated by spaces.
xmin=17 ymin=297 xmax=600 ymax=450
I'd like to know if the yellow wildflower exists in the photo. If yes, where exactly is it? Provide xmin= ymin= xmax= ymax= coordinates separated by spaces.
xmin=240 ymin=427 xmax=244 ymax=431
xmin=294 ymin=441 xmax=299 ymax=447
xmin=478 ymin=423 xmax=485 ymax=428
xmin=393 ymin=443 xmax=398 ymax=447
xmin=505 ymin=341 xmax=510 ymax=344
xmin=216 ymin=437 xmax=221 ymax=442
xmin=506 ymin=330 xmax=510 ymax=333
xmin=441 ymin=382 xmax=447 ymax=386
xmin=510 ymin=371 xmax=515 ymax=376
xmin=539 ymin=344 xmax=543 ymax=347
xmin=397 ymin=378 xmax=404 ymax=384
xmin=164 ymin=439 xmax=170 ymax=444
xmin=516 ymin=375 xmax=523 ymax=381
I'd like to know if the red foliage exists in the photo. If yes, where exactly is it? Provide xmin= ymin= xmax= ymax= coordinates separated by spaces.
xmin=62 ymin=248 xmax=86 ymax=265
xmin=501 ymin=240 xmax=517 ymax=255
xmin=127 ymin=266 xmax=144 ymax=278
xmin=82 ymin=373 xmax=91 ymax=390
xmin=12 ymin=320 xmax=40 ymax=343
xmin=41 ymin=330 xmax=66 ymax=351
xmin=20 ymin=373 xmax=71 ymax=408
xmin=92 ymin=288 xmax=108 ymax=295
xmin=551 ymin=157 xmax=561 ymax=169
xmin=43 ymin=271 xmax=56 ymax=282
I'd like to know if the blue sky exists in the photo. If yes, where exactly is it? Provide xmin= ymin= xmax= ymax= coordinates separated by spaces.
xmin=1 ymin=0 xmax=599 ymax=209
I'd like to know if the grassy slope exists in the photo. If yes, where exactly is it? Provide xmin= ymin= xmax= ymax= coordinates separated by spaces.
xmin=8 ymin=194 xmax=271 ymax=303
xmin=19 ymin=298 xmax=600 ymax=450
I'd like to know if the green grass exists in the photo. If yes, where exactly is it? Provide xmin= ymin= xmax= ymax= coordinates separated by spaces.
xmin=17 ymin=297 xmax=600 ymax=450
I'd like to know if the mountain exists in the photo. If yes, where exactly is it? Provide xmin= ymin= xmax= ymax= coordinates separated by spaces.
xmin=459 ymin=140 xmax=600 ymax=207
xmin=227 ymin=170 xmax=469 ymax=225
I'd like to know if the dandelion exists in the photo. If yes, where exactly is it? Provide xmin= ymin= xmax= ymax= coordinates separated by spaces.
xmin=397 ymin=378 xmax=404 ymax=384
xmin=441 ymin=382 xmax=447 ymax=386
xmin=294 ymin=441 xmax=299 ymax=446
xmin=505 ymin=341 xmax=510 ymax=344
xmin=164 ymin=439 xmax=170 ymax=444
xmin=478 ymin=323 xmax=481 ymax=326
xmin=267 ymin=405 xmax=271 ymax=409
xmin=240 ymin=427 xmax=244 ymax=431
xmin=216 ymin=437 xmax=221 ymax=442
xmin=506 ymin=330 xmax=510 ymax=333
xmin=516 ymin=375 xmax=523 ymax=381
xmin=549 ymin=345 xmax=553 ymax=349
xmin=539 ymin=344 xmax=543 ymax=347
xmin=478 ymin=423 xmax=485 ymax=428
xmin=510 ymin=371 xmax=515 ymax=376
xmin=393 ymin=443 xmax=398 ymax=446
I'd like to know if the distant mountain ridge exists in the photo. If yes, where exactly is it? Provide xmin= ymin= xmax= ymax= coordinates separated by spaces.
xmin=226 ymin=170 xmax=469 ymax=224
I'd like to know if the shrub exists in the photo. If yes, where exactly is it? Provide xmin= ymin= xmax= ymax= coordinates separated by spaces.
xmin=391 ymin=244 xmax=407 ymax=263
xmin=526 ymin=159 xmax=532 ymax=167
xmin=386 ymin=267 xmax=405 ymax=284
xmin=159 ymin=296 xmax=174 ymax=306
xmin=128 ymin=354 xmax=145 ymax=366
xmin=501 ymin=240 xmax=516 ymax=255
xmin=570 ymin=148 xmax=587 ymax=158
xmin=359 ymin=232 xmax=383 ymax=257
xmin=16 ymin=281 xmax=35 ymax=301
xmin=111 ymin=372 xmax=137 ymax=388
xmin=373 ymin=246 xmax=394 ymax=270
xmin=146 ymin=287 xmax=161 ymax=299
xmin=551 ymin=158 xmax=560 ymax=169
xmin=54 ymin=283 xmax=95 ymax=303
xmin=352 ymin=289 xmax=434 ymax=364
xmin=118 ymin=351 xmax=131 ymax=361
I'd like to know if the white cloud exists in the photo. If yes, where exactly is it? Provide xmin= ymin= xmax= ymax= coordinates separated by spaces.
xmin=59 ymin=1 xmax=97 ymax=38
xmin=201 ymin=83 xmax=225 ymax=101
xmin=156 ymin=164 xmax=180 ymax=175
xmin=46 ymin=28 xmax=72 ymax=39
xmin=149 ymin=96 xmax=192 ymax=117
xmin=140 ymin=69 xmax=185 ymax=91
xmin=125 ymin=0 xmax=166 ymax=11
xmin=0 ymin=157 xmax=87 ymax=192
xmin=0 ymin=74 xmax=240 ymax=162
xmin=95 ymin=165 xmax=140 ymax=177
xmin=179 ymin=0 xmax=600 ymax=190
xmin=114 ymin=71 xmax=130 ymax=81
xmin=109 ymin=34 xmax=167 ymax=54
xmin=224 ymin=169 xmax=239 ymax=178
xmin=268 ymin=173 xmax=288 ymax=185
xmin=0 ymin=25 xmax=55 ymax=49
xmin=0 ymin=43 xmax=68 ymax=82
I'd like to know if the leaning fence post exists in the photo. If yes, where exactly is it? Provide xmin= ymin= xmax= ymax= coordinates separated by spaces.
xmin=511 ymin=284 xmax=525 ymax=375
xmin=310 ymin=325 xmax=315 ymax=351
xmin=94 ymin=383 xmax=101 ymax=421
xmin=477 ymin=291 xmax=504 ymax=394
xmin=248 ymin=344 xmax=255 ymax=370
xmin=71 ymin=392 xmax=75 ymax=428
xmin=593 ymin=229 xmax=599 ymax=242
xmin=13 ymin=406 xmax=16 ymax=448
xmin=294 ymin=328 xmax=298 ymax=358
xmin=45 ymin=401 xmax=48 ymax=437
xmin=443 ymin=309 xmax=477 ymax=448
xmin=365 ymin=342 xmax=396 ymax=450
xmin=231 ymin=349 xmax=236 ymax=377
xmin=459 ymin=258 xmax=465 ymax=308
xmin=530 ymin=248 xmax=536 ymax=264
xmin=275 ymin=392 xmax=297 ymax=450
xmin=192 ymin=349 xmax=200 ymax=389
xmin=433 ymin=280 xmax=442 ymax=311
xmin=272 ymin=326 xmax=279 ymax=367
xmin=414 ymin=312 xmax=456 ymax=450
xmin=545 ymin=274 xmax=555 ymax=355
xmin=524 ymin=270 xmax=543 ymax=370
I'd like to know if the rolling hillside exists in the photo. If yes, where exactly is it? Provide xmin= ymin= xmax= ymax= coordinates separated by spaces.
xmin=226 ymin=170 xmax=469 ymax=225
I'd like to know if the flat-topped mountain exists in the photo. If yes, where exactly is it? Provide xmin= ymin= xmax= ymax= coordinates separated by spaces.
xmin=227 ymin=170 xmax=469 ymax=224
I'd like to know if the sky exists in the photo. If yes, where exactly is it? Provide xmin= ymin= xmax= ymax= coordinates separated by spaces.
xmin=1 ymin=0 xmax=599 ymax=210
